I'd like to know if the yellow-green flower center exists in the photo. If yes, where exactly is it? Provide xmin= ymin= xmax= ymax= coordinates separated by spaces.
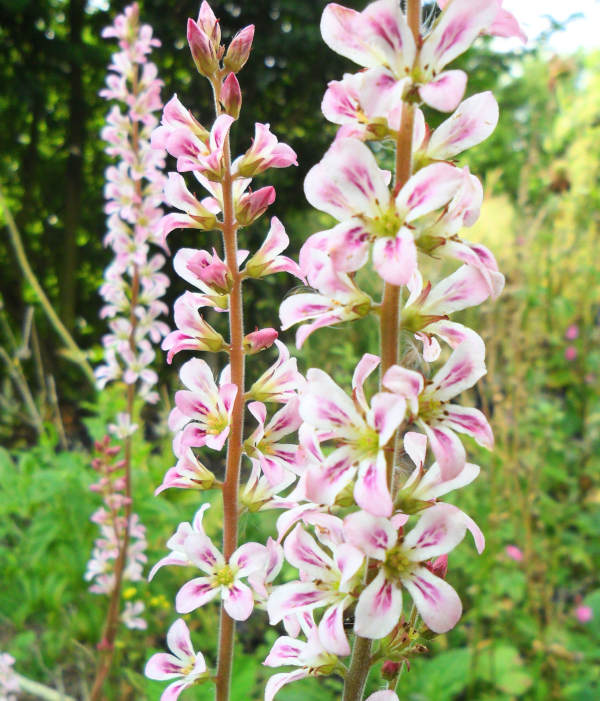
xmin=214 ymin=564 xmax=235 ymax=587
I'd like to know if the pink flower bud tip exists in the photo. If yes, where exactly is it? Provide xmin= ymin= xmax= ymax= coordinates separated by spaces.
xmin=224 ymin=25 xmax=255 ymax=72
xmin=565 ymin=324 xmax=579 ymax=340
xmin=565 ymin=346 xmax=577 ymax=362
xmin=575 ymin=605 xmax=593 ymax=623
xmin=505 ymin=545 xmax=524 ymax=562
xmin=244 ymin=328 xmax=278 ymax=354
xmin=187 ymin=18 xmax=218 ymax=76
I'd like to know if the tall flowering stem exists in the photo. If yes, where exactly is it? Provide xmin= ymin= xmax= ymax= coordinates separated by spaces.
xmin=146 ymin=4 xmax=300 ymax=701
xmin=345 ymin=3 xmax=421 ymax=699
xmin=209 ymin=75 xmax=246 ymax=701
xmin=89 ymin=4 xmax=167 ymax=698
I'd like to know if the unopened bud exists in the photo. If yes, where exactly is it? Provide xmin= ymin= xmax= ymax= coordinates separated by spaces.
xmin=427 ymin=554 xmax=448 ymax=579
xmin=243 ymin=328 xmax=278 ymax=355
xmin=381 ymin=660 xmax=403 ymax=681
xmin=221 ymin=73 xmax=242 ymax=118
xmin=197 ymin=1 xmax=221 ymax=48
xmin=187 ymin=18 xmax=219 ymax=76
xmin=236 ymin=186 xmax=276 ymax=226
xmin=186 ymin=249 xmax=232 ymax=293
xmin=224 ymin=25 xmax=254 ymax=72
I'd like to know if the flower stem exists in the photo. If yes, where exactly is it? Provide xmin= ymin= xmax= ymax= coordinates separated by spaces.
xmin=343 ymin=2 xmax=421 ymax=699
xmin=212 ymin=78 xmax=245 ymax=701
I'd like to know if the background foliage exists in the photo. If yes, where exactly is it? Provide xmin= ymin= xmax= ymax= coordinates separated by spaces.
xmin=0 ymin=1 xmax=599 ymax=699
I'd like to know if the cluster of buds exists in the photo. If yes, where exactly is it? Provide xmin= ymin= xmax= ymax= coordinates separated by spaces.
xmin=85 ymin=435 xmax=147 ymax=630
xmin=95 ymin=2 xmax=169 ymax=403
xmin=144 ymin=2 xmax=524 ymax=700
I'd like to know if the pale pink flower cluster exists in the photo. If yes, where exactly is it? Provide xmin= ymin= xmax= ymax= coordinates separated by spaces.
xmin=145 ymin=2 xmax=523 ymax=699
xmin=0 ymin=653 xmax=19 ymax=701
xmin=84 ymin=436 xmax=147 ymax=630
xmin=262 ymin=0 xmax=523 ymax=696
xmin=96 ymin=2 xmax=169 ymax=404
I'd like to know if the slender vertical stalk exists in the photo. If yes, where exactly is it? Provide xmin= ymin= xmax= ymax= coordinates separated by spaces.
xmin=89 ymin=268 xmax=139 ymax=701
xmin=343 ymin=3 xmax=421 ymax=699
xmin=211 ymin=79 xmax=246 ymax=701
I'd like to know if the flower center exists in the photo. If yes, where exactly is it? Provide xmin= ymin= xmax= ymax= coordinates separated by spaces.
xmin=214 ymin=564 xmax=235 ymax=587
xmin=384 ymin=545 xmax=413 ymax=579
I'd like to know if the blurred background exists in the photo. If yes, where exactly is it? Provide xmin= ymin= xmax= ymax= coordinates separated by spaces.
xmin=0 ymin=1 xmax=599 ymax=699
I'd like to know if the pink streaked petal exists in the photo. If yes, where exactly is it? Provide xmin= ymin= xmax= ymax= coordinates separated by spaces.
xmin=354 ymin=570 xmax=402 ymax=639
xmin=328 ymin=219 xmax=373 ymax=273
xmin=204 ymin=426 xmax=230 ymax=452
xmin=166 ymin=618 xmax=195 ymax=661
xmin=372 ymin=230 xmax=417 ymax=286
xmin=382 ymin=365 xmax=424 ymax=411
xmin=264 ymin=636 xmax=305 ymax=667
xmin=279 ymin=293 xmax=331 ymax=328
xmin=219 ymin=383 xmax=238 ymax=414
xmin=418 ymin=70 xmax=467 ymax=112
xmin=161 ymin=680 xmax=190 ymax=701
xmin=145 ymin=652 xmax=184 ymax=681
xmin=427 ymin=320 xmax=478 ymax=350
xmin=420 ymin=0 xmax=500 ymax=72
xmin=304 ymin=137 xmax=390 ymax=221
xmin=265 ymin=670 xmax=309 ymax=701
xmin=305 ymin=447 xmax=356 ymax=506
xmin=487 ymin=8 xmax=527 ymax=43
xmin=352 ymin=353 xmax=381 ymax=413
xmin=427 ymin=92 xmax=499 ymax=160
xmin=344 ymin=510 xmax=397 ymax=559
xmin=320 ymin=1 xmax=416 ymax=75
xmin=368 ymin=392 xmax=406 ymax=445
xmin=416 ymin=332 xmax=442 ymax=362
xmin=184 ymin=533 xmax=223 ymax=573
xmin=430 ymin=335 xmax=486 ymax=401
xmin=223 ymin=581 xmax=255 ymax=621
xmin=420 ymin=421 xmax=466 ymax=481
xmin=301 ymin=368 xmax=363 ymax=435
xmin=248 ymin=400 xmax=267 ymax=430
xmin=175 ymin=576 xmax=219 ymax=614
xmin=424 ymin=265 xmax=492 ymax=315
xmin=179 ymin=356 xmax=219 ymax=396
xmin=397 ymin=163 xmax=465 ymax=222
xmin=284 ymin=524 xmax=334 ymax=579
xmin=318 ymin=601 xmax=351 ymax=656
xmin=403 ymin=565 xmax=462 ymax=633
xmin=267 ymin=581 xmax=333 ymax=624
xmin=404 ymin=502 xmax=470 ymax=560
xmin=231 ymin=542 xmax=269 ymax=577
xmin=445 ymin=404 xmax=494 ymax=449
xmin=355 ymin=456 xmax=393 ymax=517
xmin=267 ymin=397 xmax=302 ymax=442
xmin=209 ymin=114 xmax=235 ymax=152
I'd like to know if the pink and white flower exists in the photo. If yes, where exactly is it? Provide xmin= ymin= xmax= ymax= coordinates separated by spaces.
xmin=247 ymin=340 xmax=304 ymax=403
xmin=145 ymin=618 xmax=208 ymax=700
xmin=299 ymin=354 xmax=406 ymax=516
xmin=268 ymin=524 xmax=364 ymax=655
xmin=243 ymin=217 xmax=303 ymax=280
xmin=385 ymin=337 xmax=492 ymax=479
xmin=345 ymin=503 xmax=483 ymax=637
xmin=233 ymin=123 xmax=298 ymax=177
xmin=245 ymin=399 xmax=302 ymax=484
xmin=169 ymin=358 xmax=237 ymax=456
xmin=303 ymin=137 xmax=465 ymax=284
xmin=264 ymin=613 xmax=343 ymax=701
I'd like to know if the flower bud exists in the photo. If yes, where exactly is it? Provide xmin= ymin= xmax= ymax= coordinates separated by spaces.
xmin=429 ymin=554 xmax=448 ymax=579
xmin=220 ymin=73 xmax=242 ymax=119
xmin=243 ymin=328 xmax=278 ymax=355
xmin=381 ymin=660 xmax=403 ymax=681
xmin=187 ymin=18 xmax=218 ymax=77
xmin=224 ymin=25 xmax=254 ymax=73
xmin=235 ymin=186 xmax=276 ymax=226
xmin=197 ymin=1 xmax=221 ymax=48
xmin=185 ymin=249 xmax=232 ymax=293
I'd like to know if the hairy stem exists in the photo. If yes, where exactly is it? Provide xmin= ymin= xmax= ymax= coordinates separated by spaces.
xmin=212 ymin=79 xmax=245 ymax=701
xmin=343 ymin=2 xmax=421 ymax=699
